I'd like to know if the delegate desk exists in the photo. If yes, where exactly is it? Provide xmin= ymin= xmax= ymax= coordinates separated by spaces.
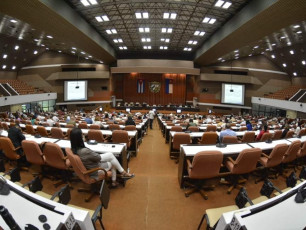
xmin=216 ymin=181 xmax=306 ymax=230
xmin=178 ymin=139 xmax=292 ymax=188
xmin=0 ymin=179 xmax=94 ymax=229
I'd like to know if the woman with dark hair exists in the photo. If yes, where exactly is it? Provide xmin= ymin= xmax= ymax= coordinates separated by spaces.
xmin=125 ymin=115 xmax=136 ymax=126
xmin=70 ymin=128 xmax=134 ymax=187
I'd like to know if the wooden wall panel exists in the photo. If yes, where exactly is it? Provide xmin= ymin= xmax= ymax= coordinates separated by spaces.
xmin=113 ymin=73 xmax=187 ymax=105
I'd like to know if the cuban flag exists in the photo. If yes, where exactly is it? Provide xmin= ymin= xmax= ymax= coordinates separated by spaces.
xmin=137 ymin=79 xmax=145 ymax=93
xmin=165 ymin=79 xmax=173 ymax=94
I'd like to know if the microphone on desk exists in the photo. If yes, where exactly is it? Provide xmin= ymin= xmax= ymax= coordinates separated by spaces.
xmin=0 ymin=206 xmax=21 ymax=230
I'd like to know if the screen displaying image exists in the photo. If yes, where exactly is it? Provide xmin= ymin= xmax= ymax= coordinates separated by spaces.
xmin=126 ymin=108 xmax=131 ymax=113
xmin=176 ymin=109 xmax=182 ymax=114
xmin=64 ymin=80 xmax=88 ymax=101
xmin=221 ymin=83 xmax=245 ymax=105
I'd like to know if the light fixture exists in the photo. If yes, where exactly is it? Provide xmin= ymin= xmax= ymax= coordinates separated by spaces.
xmin=143 ymin=46 xmax=151 ymax=49
xmin=95 ymin=15 xmax=109 ymax=22
xmin=215 ymin=0 xmax=232 ymax=9
xmin=2 ymin=65 xmax=6 ymax=69
xmin=81 ymin=0 xmax=97 ymax=6
xmin=139 ymin=27 xmax=150 ymax=33
xmin=163 ymin=12 xmax=177 ymax=19
xmin=46 ymin=35 xmax=53 ymax=39
xmin=293 ymin=72 xmax=297 ymax=76
xmin=296 ymin=31 xmax=302 ymax=34
xmin=160 ymin=46 xmax=168 ymax=50
xmin=161 ymin=28 xmax=172 ymax=33
xmin=141 ymin=38 xmax=151 ymax=42
xmin=188 ymin=40 xmax=197 ymax=45
xmin=271 ymin=54 xmax=275 ymax=59
xmin=302 ymin=60 xmax=306 ymax=65
xmin=10 ymin=19 xmax=17 ymax=23
xmin=12 ymin=66 xmax=16 ymax=70
xmin=33 ymin=50 xmax=38 ymax=55
xmin=161 ymin=38 xmax=170 ymax=43
xmin=119 ymin=46 xmax=127 ymax=50
xmin=183 ymin=47 xmax=192 ymax=51
xmin=203 ymin=17 xmax=216 ymax=24
xmin=290 ymin=50 xmax=294 ymax=55
xmin=106 ymin=29 xmax=117 ymax=34
xmin=14 ymin=45 xmax=19 ymax=50
xmin=3 ymin=54 xmax=7 ymax=59
xmin=194 ymin=31 xmax=205 ymax=36
xmin=282 ymin=63 xmax=287 ymax=67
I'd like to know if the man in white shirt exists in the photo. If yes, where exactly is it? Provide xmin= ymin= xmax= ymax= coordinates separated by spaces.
xmin=148 ymin=110 xmax=155 ymax=129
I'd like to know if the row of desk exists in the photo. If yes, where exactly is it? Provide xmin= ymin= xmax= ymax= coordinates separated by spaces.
xmin=177 ymin=136 xmax=306 ymax=188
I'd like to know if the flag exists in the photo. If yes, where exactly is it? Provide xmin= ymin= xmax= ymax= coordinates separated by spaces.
xmin=137 ymin=79 xmax=145 ymax=93
xmin=165 ymin=79 xmax=173 ymax=94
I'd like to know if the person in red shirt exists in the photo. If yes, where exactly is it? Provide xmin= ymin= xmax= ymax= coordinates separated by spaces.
xmin=256 ymin=124 xmax=269 ymax=141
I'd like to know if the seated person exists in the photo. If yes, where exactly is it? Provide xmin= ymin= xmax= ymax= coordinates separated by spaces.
xmin=219 ymin=123 xmax=237 ymax=142
xmin=85 ymin=115 xmax=93 ymax=124
xmin=281 ymin=124 xmax=290 ymax=138
xmin=256 ymin=124 xmax=269 ymax=141
xmin=70 ymin=128 xmax=134 ymax=187
xmin=8 ymin=123 xmax=25 ymax=155
xmin=186 ymin=118 xmax=197 ymax=130
xmin=246 ymin=120 xmax=253 ymax=131
xmin=125 ymin=116 xmax=136 ymax=126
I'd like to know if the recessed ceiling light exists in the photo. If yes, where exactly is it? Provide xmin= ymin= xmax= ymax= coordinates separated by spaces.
xmin=58 ymin=50 xmax=62 ymax=53
xmin=33 ymin=50 xmax=38 ymax=55
xmin=72 ymin=47 xmax=76 ymax=50
xmin=95 ymin=16 xmax=103 ymax=22
xmin=10 ymin=19 xmax=17 ymax=23
xmin=143 ymin=46 xmax=151 ymax=49
xmin=293 ymin=72 xmax=297 ymax=76
xmin=163 ymin=12 xmax=177 ymax=19
xmin=160 ymin=46 xmax=168 ymax=50
xmin=135 ymin=12 xmax=149 ymax=19
xmin=290 ymin=50 xmax=294 ymax=55
xmin=296 ymin=31 xmax=302 ymax=34
xmin=293 ymin=25 xmax=300 ymax=28
xmin=12 ymin=66 xmax=16 ymax=70
xmin=271 ymin=55 xmax=275 ymax=59
xmin=100 ymin=61 xmax=103 ymax=63
xmin=139 ymin=27 xmax=150 ymax=33
xmin=85 ymin=57 xmax=89 ymax=59
xmin=81 ymin=51 xmax=85 ymax=54
xmin=215 ymin=0 xmax=225 ymax=7
xmin=287 ymin=42 xmax=291 ymax=45
xmin=302 ymin=60 xmax=306 ymax=65
xmin=223 ymin=2 xmax=232 ymax=9
xmin=203 ymin=17 xmax=216 ymax=24
xmin=183 ymin=47 xmax=192 ymax=51
xmin=161 ymin=28 xmax=172 ymax=33
xmin=2 ymin=65 xmax=7 ymax=69
xmin=71 ymin=51 xmax=76 ymax=54
xmin=253 ymin=46 xmax=259 ymax=49
xmin=81 ymin=0 xmax=90 ymax=6
xmin=234 ymin=50 xmax=239 ymax=53
xmin=46 ymin=35 xmax=53 ymax=39
xmin=272 ymin=43 xmax=276 ymax=46
xmin=214 ymin=0 xmax=232 ymax=9
xmin=218 ymin=58 xmax=222 ymax=60
xmin=106 ymin=29 xmax=117 ymax=34
xmin=282 ymin=63 xmax=287 ymax=67
xmin=3 ymin=54 xmax=7 ymax=59
xmin=88 ymin=0 xmax=97 ymax=5
xmin=194 ymin=31 xmax=205 ymax=36
xmin=81 ymin=0 xmax=97 ymax=6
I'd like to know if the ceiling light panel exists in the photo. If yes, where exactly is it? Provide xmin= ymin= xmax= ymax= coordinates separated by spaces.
xmin=203 ymin=17 xmax=216 ymax=24
xmin=214 ymin=0 xmax=232 ymax=9
xmin=135 ymin=12 xmax=149 ymax=19
xmin=139 ymin=27 xmax=150 ymax=33
xmin=163 ymin=12 xmax=177 ymax=20
xmin=95 ymin=15 xmax=109 ymax=22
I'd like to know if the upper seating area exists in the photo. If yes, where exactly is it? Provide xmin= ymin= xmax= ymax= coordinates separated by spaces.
xmin=0 ymin=79 xmax=44 ymax=96
xmin=264 ymin=85 xmax=301 ymax=100
xmin=290 ymin=89 xmax=306 ymax=103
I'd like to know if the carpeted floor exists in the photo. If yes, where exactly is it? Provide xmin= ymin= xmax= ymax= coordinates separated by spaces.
xmin=9 ymin=119 xmax=291 ymax=230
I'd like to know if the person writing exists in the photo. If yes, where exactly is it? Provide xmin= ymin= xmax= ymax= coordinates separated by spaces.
xmin=70 ymin=128 xmax=134 ymax=188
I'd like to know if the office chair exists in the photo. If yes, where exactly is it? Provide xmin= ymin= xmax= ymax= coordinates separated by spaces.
xmin=65 ymin=124 xmax=75 ymax=128
xmin=2 ymin=122 xmax=9 ymax=130
xmin=125 ymin=125 xmax=136 ymax=131
xmin=222 ymin=136 xmax=239 ymax=144
xmin=37 ymin=126 xmax=50 ymax=137
xmin=78 ymin=122 xmax=88 ymax=129
xmin=259 ymin=133 xmax=273 ymax=142
xmin=42 ymin=142 xmax=72 ymax=187
xmin=89 ymin=124 xmax=100 ymax=130
xmin=109 ymin=124 xmax=120 ymax=131
xmin=65 ymin=148 xmax=111 ymax=202
xmin=187 ymin=126 xmax=199 ymax=132
xmin=170 ymin=126 xmax=183 ymax=132
xmin=206 ymin=125 xmax=217 ymax=132
xmin=171 ymin=133 xmax=191 ymax=161
xmin=239 ymin=131 xmax=255 ymax=143
xmin=51 ymin=127 xmax=66 ymax=139
xmin=280 ymin=140 xmax=301 ymax=175
xmin=255 ymin=143 xmax=289 ymax=183
xmin=272 ymin=130 xmax=282 ymax=140
xmin=198 ymin=132 xmax=218 ymax=145
xmin=223 ymin=148 xmax=262 ymax=194
xmin=65 ymin=128 xmax=73 ymax=140
xmin=184 ymin=150 xmax=224 ymax=200
xmin=88 ymin=130 xmax=105 ymax=143
xmin=298 ymin=128 xmax=306 ymax=137
xmin=296 ymin=141 xmax=306 ymax=167
xmin=284 ymin=130 xmax=294 ymax=138
xmin=25 ymin=124 xmax=36 ymax=135
xmin=239 ymin=126 xmax=247 ymax=131
xmin=112 ymin=130 xmax=131 ymax=148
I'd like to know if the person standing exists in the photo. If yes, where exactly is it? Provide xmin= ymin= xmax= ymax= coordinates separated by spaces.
xmin=148 ymin=109 xmax=155 ymax=129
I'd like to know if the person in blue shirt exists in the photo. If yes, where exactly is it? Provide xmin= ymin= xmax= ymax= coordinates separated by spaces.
xmin=246 ymin=120 xmax=253 ymax=131
xmin=219 ymin=123 xmax=237 ymax=142
xmin=84 ymin=115 xmax=93 ymax=124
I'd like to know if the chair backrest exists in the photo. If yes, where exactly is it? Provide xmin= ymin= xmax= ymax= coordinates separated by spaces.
xmin=25 ymin=125 xmax=36 ymax=135
xmin=241 ymin=132 xmax=255 ymax=143
xmin=170 ymin=126 xmax=183 ymax=132
xmin=298 ymin=128 xmax=306 ymax=137
xmin=109 ymin=124 xmax=120 ymax=131
xmin=88 ymin=130 xmax=104 ymax=143
xmin=222 ymin=136 xmax=239 ymax=144
xmin=37 ymin=126 xmax=49 ymax=137
xmin=239 ymin=127 xmax=247 ymax=131
xmin=51 ymin=127 xmax=65 ymax=139
xmin=125 ymin=125 xmax=136 ymax=131
xmin=43 ymin=142 xmax=69 ymax=170
xmin=260 ymin=133 xmax=273 ymax=142
xmin=200 ymin=132 xmax=218 ymax=145
xmin=285 ymin=130 xmax=294 ymax=138
xmin=65 ymin=124 xmax=74 ymax=128
xmin=78 ymin=123 xmax=88 ymax=129
xmin=272 ymin=130 xmax=282 ymax=140
xmin=66 ymin=128 xmax=72 ymax=140
xmin=112 ymin=130 xmax=129 ymax=145
xmin=231 ymin=148 xmax=262 ymax=174
xmin=0 ymin=137 xmax=20 ymax=160
xmin=173 ymin=133 xmax=190 ymax=150
xmin=2 ymin=122 xmax=9 ymax=130
xmin=21 ymin=140 xmax=45 ymax=165
xmin=298 ymin=142 xmax=306 ymax=158
xmin=188 ymin=151 xmax=223 ymax=179
xmin=89 ymin=124 xmax=100 ymax=130
xmin=282 ymin=140 xmax=301 ymax=163
xmin=65 ymin=148 xmax=96 ymax=184
xmin=265 ymin=144 xmax=289 ymax=168
xmin=187 ymin=126 xmax=199 ymax=132
xmin=206 ymin=125 xmax=217 ymax=132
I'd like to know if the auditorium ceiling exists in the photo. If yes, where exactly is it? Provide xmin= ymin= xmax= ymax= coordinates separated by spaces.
xmin=0 ymin=0 xmax=305 ymax=77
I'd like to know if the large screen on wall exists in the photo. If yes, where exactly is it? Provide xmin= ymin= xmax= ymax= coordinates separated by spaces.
xmin=221 ymin=83 xmax=245 ymax=105
xmin=64 ymin=80 xmax=88 ymax=101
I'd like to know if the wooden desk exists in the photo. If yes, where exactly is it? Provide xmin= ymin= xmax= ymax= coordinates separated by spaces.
xmin=0 ymin=179 xmax=94 ymax=229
